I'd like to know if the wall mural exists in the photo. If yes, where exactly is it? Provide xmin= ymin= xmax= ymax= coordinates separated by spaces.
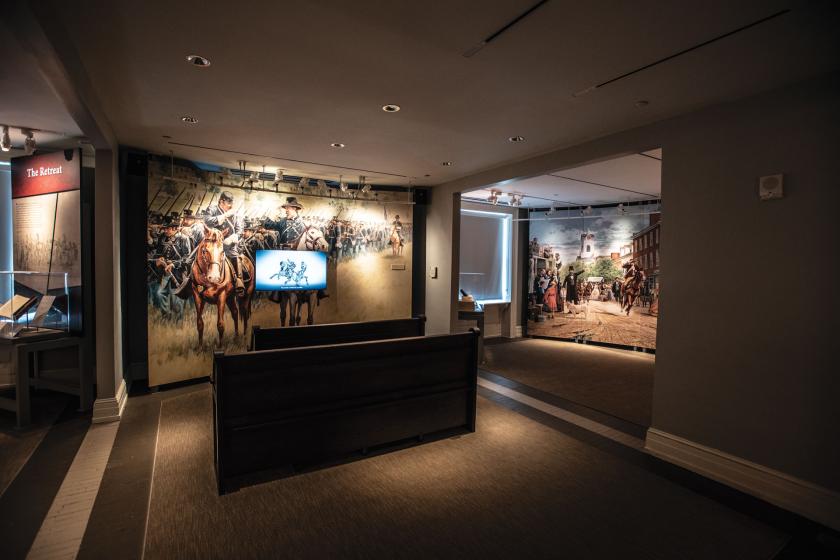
xmin=146 ymin=160 xmax=413 ymax=385
xmin=526 ymin=203 xmax=660 ymax=350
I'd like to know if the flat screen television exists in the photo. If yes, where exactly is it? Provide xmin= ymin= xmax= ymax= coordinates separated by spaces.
xmin=255 ymin=250 xmax=327 ymax=291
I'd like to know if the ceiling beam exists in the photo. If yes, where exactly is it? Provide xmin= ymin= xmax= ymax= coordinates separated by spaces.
xmin=8 ymin=0 xmax=116 ymax=150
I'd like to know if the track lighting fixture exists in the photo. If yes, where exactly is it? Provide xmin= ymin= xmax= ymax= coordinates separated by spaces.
xmin=617 ymin=203 xmax=626 ymax=214
xmin=23 ymin=130 xmax=36 ymax=155
xmin=581 ymin=205 xmax=593 ymax=216
xmin=339 ymin=180 xmax=348 ymax=192
xmin=316 ymin=179 xmax=327 ymax=191
xmin=361 ymin=182 xmax=372 ymax=193
xmin=545 ymin=206 xmax=559 ymax=217
xmin=240 ymin=170 xmax=260 ymax=189
xmin=1 ymin=126 xmax=10 ymax=152
xmin=510 ymin=194 xmax=523 ymax=207
xmin=487 ymin=190 xmax=499 ymax=205
xmin=272 ymin=170 xmax=284 ymax=187
xmin=298 ymin=177 xmax=309 ymax=189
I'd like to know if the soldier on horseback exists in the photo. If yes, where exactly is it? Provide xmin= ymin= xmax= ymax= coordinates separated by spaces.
xmin=203 ymin=191 xmax=246 ymax=295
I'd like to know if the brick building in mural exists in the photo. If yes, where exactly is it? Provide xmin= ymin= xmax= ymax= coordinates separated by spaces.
xmin=631 ymin=213 xmax=660 ymax=289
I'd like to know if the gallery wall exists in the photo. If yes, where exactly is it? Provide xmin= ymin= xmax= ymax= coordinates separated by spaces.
xmin=145 ymin=159 xmax=413 ymax=385
xmin=428 ymin=72 xmax=840 ymax=501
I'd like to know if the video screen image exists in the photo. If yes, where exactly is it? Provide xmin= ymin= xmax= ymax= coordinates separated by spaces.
xmin=255 ymin=250 xmax=327 ymax=291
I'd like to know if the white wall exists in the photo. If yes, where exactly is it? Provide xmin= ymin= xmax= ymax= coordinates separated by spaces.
xmin=430 ymin=72 xmax=840 ymax=494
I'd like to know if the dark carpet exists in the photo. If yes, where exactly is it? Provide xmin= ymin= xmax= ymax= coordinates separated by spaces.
xmin=143 ymin=386 xmax=786 ymax=560
xmin=483 ymin=339 xmax=654 ymax=426
xmin=0 ymin=391 xmax=70 ymax=498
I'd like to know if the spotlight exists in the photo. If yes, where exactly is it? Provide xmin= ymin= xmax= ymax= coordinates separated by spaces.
xmin=581 ymin=205 xmax=593 ymax=216
xmin=241 ymin=170 xmax=259 ymax=189
xmin=617 ymin=203 xmax=626 ymax=214
xmin=181 ymin=116 xmax=198 ymax=124
xmin=487 ymin=191 xmax=499 ymax=205
xmin=298 ymin=177 xmax=308 ymax=189
xmin=272 ymin=170 xmax=284 ymax=187
xmin=361 ymin=183 xmax=372 ymax=193
xmin=23 ymin=130 xmax=36 ymax=155
xmin=545 ymin=206 xmax=559 ymax=217
xmin=339 ymin=181 xmax=348 ymax=192
xmin=1 ymin=126 xmax=10 ymax=152
xmin=186 ymin=54 xmax=211 ymax=68
xmin=317 ymin=179 xmax=327 ymax=191
xmin=510 ymin=194 xmax=523 ymax=207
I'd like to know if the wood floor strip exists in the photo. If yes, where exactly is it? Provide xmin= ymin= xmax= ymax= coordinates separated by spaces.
xmin=477 ymin=377 xmax=645 ymax=449
xmin=26 ymin=422 xmax=118 ymax=560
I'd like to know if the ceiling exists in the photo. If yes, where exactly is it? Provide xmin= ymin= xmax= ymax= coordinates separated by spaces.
xmin=3 ymin=1 xmax=839 ymax=183
xmin=0 ymin=19 xmax=84 ymax=162
xmin=463 ymin=149 xmax=661 ymax=207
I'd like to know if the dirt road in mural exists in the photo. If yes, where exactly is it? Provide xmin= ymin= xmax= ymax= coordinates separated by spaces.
xmin=527 ymin=298 xmax=657 ymax=348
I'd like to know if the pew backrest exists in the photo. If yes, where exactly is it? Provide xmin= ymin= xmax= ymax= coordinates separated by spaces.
xmin=250 ymin=315 xmax=425 ymax=351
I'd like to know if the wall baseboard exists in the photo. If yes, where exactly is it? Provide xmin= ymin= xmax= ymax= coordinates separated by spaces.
xmin=92 ymin=379 xmax=127 ymax=424
xmin=645 ymin=428 xmax=840 ymax=531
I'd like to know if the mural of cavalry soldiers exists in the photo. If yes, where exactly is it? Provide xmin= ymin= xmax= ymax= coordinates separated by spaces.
xmin=151 ymin=215 xmax=191 ymax=321
xmin=392 ymin=214 xmax=404 ymax=246
xmin=264 ymin=196 xmax=328 ymax=300
xmin=240 ymin=219 xmax=264 ymax=262
xmin=179 ymin=208 xmax=203 ymax=249
xmin=203 ymin=190 xmax=246 ymax=294
xmin=264 ymin=197 xmax=308 ymax=248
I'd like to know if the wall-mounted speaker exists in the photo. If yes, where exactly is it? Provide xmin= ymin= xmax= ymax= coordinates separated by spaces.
xmin=759 ymin=174 xmax=783 ymax=200
xmin=414 ymin=188 xmax=429 ymax=206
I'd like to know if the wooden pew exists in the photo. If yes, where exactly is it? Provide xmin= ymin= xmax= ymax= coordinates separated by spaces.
xmin=213 ymin=330 xmax=478 ymax=494
xmin=250 ymin=315 xmax=426 ymax=351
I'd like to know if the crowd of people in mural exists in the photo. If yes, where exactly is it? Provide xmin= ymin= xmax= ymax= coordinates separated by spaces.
xmin=147 ymin=189 xmax=411 ymax=324
xmin=531 ymin=260 xmax=650 ymax=318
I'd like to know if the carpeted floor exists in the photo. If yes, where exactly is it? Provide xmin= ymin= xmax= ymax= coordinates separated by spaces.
xmin=483 ymin=339 xmax=654 ymax=426
xmin=0 ymin=392 xmax=70 ymax=498
xmin=143 ymin=386 xmax=786 ymax=560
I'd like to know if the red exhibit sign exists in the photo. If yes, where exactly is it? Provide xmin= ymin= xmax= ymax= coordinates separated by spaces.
xmin=11 ymin=150 xmax=81 ymax=198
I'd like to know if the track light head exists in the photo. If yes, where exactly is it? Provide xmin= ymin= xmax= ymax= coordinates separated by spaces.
xmin=23 ymin=130 xmax=36 ymax=155
xmin=316 ymin=179 xmax=327 ymax=191
xmin=272 ymin=170 xmax=284 ymax=186
xmin=298 ymin=177 xmax=308 ymax=189
xmin=1 ymin=126 xmax=10 ymax=152
xmin=487 ymin=190 xmax=499 ymax=205
xmin=361 ymin=183 xmax=372 ymax=193
xmin=339 ymin=181 xmax=348 ymax=192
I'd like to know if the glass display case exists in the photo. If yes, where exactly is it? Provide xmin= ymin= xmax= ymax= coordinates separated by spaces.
xmin=0 ymin=271 xmax=70 ymax=339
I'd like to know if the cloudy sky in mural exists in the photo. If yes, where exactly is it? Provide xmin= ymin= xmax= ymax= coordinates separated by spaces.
xmin=529 ymin=203 xmax=659 ymax=266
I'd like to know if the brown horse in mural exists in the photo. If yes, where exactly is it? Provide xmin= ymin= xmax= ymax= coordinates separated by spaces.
xmin=621 ymin=261 xmax=645 ymax=316
xmin=235 ymin=256 xmax=256 ymax=335
xmin=293 ymin=290 xmax=318 ymax=326
xmin=390 ymin=230 xmax=402 ymax=256
xmin=191 ymin=225 xmax=238 ymax=347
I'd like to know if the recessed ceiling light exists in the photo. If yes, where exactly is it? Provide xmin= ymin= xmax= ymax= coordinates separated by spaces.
xmin=181 ymin=116 xmax=198 ymax=124
xmin=442 ymin=161 xmax=453 ymax=166
xmin=330 ymin=142 xmax=345 ymax=148
xmin=186 ymin=54 xmax=211 ymax=67
xmin=508 ymin=135 xmax=525 ymax=142
xmin=635 ymin=100 xmax=649 ymax=108
xmin=382 ymin=104 xmax=401 ymax=113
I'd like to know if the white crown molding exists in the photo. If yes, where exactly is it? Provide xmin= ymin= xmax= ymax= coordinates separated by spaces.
xmin=91 ymin=379 xmax=127 ymax=424
xmin=645 ymin=428 xmax=840 ymax=531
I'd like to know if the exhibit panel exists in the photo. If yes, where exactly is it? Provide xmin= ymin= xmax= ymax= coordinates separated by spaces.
xmin=146 ymin=159 xmax=414 ymax=386
xmin=526 ymin=202 xmax=660 ymax=350
xmin=3 ymin=150 xmax=84 ymax=336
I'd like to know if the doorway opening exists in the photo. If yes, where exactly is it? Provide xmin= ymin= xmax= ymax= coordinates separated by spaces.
xmin=459 ymin=150 xmax=661 ymax=428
